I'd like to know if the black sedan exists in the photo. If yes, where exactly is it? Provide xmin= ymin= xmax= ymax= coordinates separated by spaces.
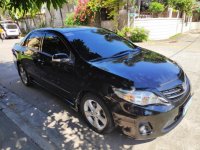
xmin=12 ymin=27 xmax=192 ymax=140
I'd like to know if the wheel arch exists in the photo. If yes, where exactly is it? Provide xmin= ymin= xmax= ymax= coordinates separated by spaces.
xmin=78 ymin=88 xmax=116 ymax=133
xmin=75 ymin=85 xmax=111 ymax=112
xmin=75 ymin=90 xmax=102 ymax=110
xmin=75 ymin=78 xmax=116 ymax=108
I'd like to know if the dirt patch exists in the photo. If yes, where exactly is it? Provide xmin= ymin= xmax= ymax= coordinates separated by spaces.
xmin=168 ymin=40 xmax=177 ymax=43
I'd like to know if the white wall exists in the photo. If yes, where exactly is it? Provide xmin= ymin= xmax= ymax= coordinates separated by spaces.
xmin=101 ymin=21 xmax=115 ymax=31
xmin=190 ymin=22 xmax=200 ymax=30
xmin=133 ymin=18 xmax=199 ymax=40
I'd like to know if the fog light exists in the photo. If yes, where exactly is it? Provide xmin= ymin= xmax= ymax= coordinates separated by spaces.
xmin=139 ymin=123 xmax=152 ymax=135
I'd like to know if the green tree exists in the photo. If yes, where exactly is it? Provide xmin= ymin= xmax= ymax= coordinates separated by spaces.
xmin=59 ymin=0 xmax=77 ymax=27
xmin=149 ymin=2 xmax=165 ymax=14
xmin=167 ymin=0 xmax=195 ymax=15
xmin=87 ymin=0 xmax=102 ymax=27
xmin=102 ymin=0 xmax=125 ymax=30
xmin=6 ymin=3 xmax=41 ymax=31
xmin=195 ymin=2 xmax=200 ymax=13
xmin=65 ymin=13 xmax=76 ymax=26
xmin=0 ymin=0 xmax=67 ymax=13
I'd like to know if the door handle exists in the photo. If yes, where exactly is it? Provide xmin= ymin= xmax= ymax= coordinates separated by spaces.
xmin=37 ymin=59 xmax=44 ymax=65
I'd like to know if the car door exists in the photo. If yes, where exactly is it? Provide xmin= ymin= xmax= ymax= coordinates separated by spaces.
xmin=40 ymin=31 xmax=77 ymax=103
xmin=20 ymin=31 xmax=44 ymax=81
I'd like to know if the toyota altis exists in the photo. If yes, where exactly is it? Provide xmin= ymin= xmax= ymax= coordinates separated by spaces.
xmin=12 ymin=27 xmax=192 ymax=139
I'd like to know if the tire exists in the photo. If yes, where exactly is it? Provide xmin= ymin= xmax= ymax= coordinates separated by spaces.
xmin=4 ymin=33 xmax=8 ymax=39
xmin=80 ymin=94 xmax=115 ymax=134
xmin=1 ymin=34 xmax=5 ymax=40
xmin=18 ymin=64 xmax=32 ymax=86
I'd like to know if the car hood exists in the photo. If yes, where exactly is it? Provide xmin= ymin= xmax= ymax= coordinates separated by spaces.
xmin=89 ymin=48 xmax=183 ymax=89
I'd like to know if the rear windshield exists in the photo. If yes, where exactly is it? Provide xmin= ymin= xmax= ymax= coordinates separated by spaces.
xmin=64 ymin=28 xmax=136 ymax=61
xmin=6 ymin=24 xmax=18 ymax=29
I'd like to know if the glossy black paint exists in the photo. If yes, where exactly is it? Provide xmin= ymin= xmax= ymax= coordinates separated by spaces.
xmin=12 ymin=27 xmax=191 ymax=139
xmin=90 ymin=48 xmax=183 ymax=89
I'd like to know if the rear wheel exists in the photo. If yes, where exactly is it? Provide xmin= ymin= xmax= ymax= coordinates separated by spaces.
xmin=18 ymin=64 xmax=32 ymax=86
xmin=4 ymin=33 xmax=8 ymax=39
xmin=80 ymin=94 xmax=115 ymax=134
xmin=1 ymin=34 xmax=5 ymax=40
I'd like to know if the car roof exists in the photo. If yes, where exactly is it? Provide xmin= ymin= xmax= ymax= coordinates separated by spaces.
xmin=35 ymin=26 xmax=98 ymax=34
xmin=1 ymin=23 xmax=18 ymax=26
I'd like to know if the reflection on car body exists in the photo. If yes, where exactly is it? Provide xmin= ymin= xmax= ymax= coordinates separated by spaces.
xmin=12 ymin=27 xmax=192 ymax=140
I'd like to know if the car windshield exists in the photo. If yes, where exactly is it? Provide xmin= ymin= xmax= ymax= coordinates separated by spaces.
xmin=64 ymin=28 xmax=137 ymax=61
xmin=6 ymin=24 xmax=18 ymax=29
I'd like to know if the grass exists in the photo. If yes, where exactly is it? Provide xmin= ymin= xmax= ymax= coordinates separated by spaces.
xmin=169 ymin=33 xmax=182 ymax=40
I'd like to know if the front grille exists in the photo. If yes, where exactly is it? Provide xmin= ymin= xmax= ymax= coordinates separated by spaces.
xmin=161 ymin=84 xmax=188 ymax=101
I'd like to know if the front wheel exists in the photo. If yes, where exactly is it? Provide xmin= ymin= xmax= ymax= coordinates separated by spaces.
xmin=18 ymin=64 xmax=32 ymax=86
xmin=80 ymin=94 xmax=115 ymax=134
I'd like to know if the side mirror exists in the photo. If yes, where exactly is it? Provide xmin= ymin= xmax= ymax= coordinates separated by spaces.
xmin=52 ymin=53 xmax=70 ymax=63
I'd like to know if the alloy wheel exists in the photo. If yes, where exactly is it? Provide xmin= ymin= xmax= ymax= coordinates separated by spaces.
xmin=19 ymin=65 xmax=28 ymax=84
xmin=83 ymin=99 xmax=108 ymax=131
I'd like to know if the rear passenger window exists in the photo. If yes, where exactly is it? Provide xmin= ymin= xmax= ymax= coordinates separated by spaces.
xmin=42 ymin=32 xmax=69 ymax=56
xmin=23 ymin=32 xmax=43 ymax=51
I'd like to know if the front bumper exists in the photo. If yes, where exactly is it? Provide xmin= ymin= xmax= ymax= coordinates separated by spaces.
xmin=112 ymin=94 xmax=192 ymax=140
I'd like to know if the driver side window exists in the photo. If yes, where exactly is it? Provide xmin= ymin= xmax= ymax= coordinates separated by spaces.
xmin=23 ymin=32 xmax=43 ymax=51
xmin=42 ymin=32 xmax=69 ymax=56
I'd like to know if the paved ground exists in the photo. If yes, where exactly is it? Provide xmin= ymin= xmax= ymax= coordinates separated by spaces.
xmin=0 ymin=30 xmax=200 ymax=150
xmin=0 ymin=111 xmax=41 ymax=150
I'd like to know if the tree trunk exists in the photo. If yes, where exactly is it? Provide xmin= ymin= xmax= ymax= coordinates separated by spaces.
xmin=44 ymin=13 xmax=47 ymax=26
xmin=116 ymin=1 xmax=120 ymax=30
xmin=59 ymin=8 xmax=64 ymax=27
xmin=24 ymin=18 xmax=29 ymax=32
xmin=66 ymin=4 xmax=70 ymax=13
xmin=38 ymin=14 xmax=43 ymax=27
xmin=95 ymin=11 xmax=101 ymax=27
xmin=48 ymin=9 xmax=54 ymax=27
xmin=138 ymin=0 xmax=141 ymax=14
xmin=32 ymin=18 xmax=36 ymax=27
xmin=127 ymin=0 xmax=129 ymax=23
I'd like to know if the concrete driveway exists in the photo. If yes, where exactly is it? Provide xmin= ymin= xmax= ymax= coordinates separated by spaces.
xmin=0 ymin=30 xmax=200 ymax=150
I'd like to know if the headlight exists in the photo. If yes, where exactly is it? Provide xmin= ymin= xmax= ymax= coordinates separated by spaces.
xmin=113 ymin=88 xmax=168 ymax=106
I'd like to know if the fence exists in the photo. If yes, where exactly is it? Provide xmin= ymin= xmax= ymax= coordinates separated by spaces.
xmin=133 ymin=18 xmax=200 ymax=40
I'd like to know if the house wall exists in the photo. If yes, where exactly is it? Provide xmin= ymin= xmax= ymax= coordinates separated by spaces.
xmin=45 ymin=4 xmax=75 ymax=27
xmin=18 ymin=3 xmax=74 ymax=32
xmin=101 ymin=21 xmax=115 ymax=31
xmin=133 ymin=18 xmax=200 ymax=40
xmin=190 ymin=22 xmax=200 ymax=30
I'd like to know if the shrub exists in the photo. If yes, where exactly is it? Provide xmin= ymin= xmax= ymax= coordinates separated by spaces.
xmin=117 ymin=27 xmax=134 ymax=37
xmin=130 ymin=27 xmax=149 ymax=42
xmin=73 ymin=0 xmax=94 ymax=25
xmin=117 ymin=27 xmax=149 ymax=42
xmin=149 ymin=2 xmax=165 ymax=14
xmin=65 ymin=13 xmax=76 ymax=26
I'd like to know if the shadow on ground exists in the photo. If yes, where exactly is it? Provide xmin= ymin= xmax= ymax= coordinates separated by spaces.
xmin=0 ymin=61 xmax=154 ymax=150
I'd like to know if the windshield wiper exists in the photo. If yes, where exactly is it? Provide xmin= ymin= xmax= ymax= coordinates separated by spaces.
xmin=90 ymin=49 xmax=140 ymax=62
xmin=111 ymin=50 xmax=133 ymax=57
xmin=111 ymin=49 xmax=141 ymax=58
